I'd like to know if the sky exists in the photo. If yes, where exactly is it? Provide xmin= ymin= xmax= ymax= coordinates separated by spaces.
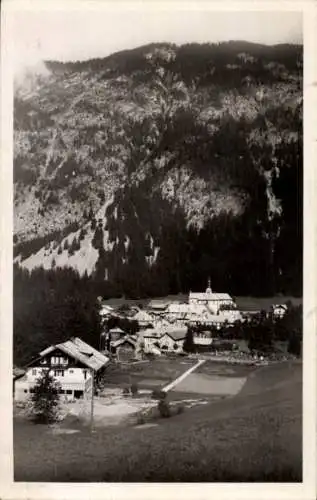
xmin=11 ymin=8 xmax=303 ymax=74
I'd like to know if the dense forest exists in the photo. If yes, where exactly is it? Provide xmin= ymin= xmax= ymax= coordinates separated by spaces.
xmin=13 ymin=265 xmax=102 ymax=366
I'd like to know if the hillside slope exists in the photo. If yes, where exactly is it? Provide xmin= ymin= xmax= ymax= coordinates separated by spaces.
xmin=13 ymin=42 xmax=303 ymax=297
xmin=14 ymin=361 xmax=302 ymax=482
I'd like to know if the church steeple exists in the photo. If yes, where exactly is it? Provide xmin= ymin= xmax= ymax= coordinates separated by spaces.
xmin=206 ymin=277 xmax=212 ymax=294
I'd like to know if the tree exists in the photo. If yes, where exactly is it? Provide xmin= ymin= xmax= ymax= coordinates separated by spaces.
xmin=183 ymin=328 xmax=195 ymax=353
xmin=30 ymin=370 xmax=61 ymax=424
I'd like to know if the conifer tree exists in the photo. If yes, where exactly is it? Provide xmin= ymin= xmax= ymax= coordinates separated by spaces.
xmin=30 ymin=370 xmax=61 ymax=424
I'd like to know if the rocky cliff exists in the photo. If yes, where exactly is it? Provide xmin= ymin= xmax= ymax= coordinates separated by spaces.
xmin=13 ymin=41 xmax=303 ymax=297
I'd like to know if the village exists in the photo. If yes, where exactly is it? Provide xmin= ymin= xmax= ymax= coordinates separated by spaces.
xmin=13 ymin=280 xmax=294 ymax=430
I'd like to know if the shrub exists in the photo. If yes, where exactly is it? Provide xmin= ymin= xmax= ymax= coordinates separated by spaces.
xmin=122 ymin=387 xmax=130 ymax=396
xmin=131 ymin=383 xmax=138 ymax=396
xmin=151 ymin=389 xmax=166 ymax=400
xmin=30 ymin=370 xmax=61 ymax=424
xmin=157 ymin=398 xmax=171 ymax=418
xmin=136 ymin=413 xmax=146 ymax=425
xmin=176 ymin=403 xmax=185 ymax=415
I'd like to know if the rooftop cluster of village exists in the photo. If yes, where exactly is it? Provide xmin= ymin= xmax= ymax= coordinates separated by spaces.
xmin=99 ymin=281 xmax=288 ymax=361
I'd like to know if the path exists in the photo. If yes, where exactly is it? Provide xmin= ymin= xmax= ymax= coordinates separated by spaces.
xmin=162 ymin=359 xmax=205 ymax=392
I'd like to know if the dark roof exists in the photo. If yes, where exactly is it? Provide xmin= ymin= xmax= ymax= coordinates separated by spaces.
xmin=38 ymin=337 xmax=109 ymax=371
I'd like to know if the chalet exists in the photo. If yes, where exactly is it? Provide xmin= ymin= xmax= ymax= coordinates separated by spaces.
xmin=159 ymin=329 xmax=187 ymax=353
xmin=147 ymin=300 xmax=169 ymax=316
xmin=272 ymin=304 xmax=288 ymax=319
xmin=108 ymin=327 xmax=126 ymax=342
xmin=140 ymin=327 xmax=187 ymax=354
xmin=132 ymin=309 xmax=154 ymax=329
xmin=193 ymin=331 xmax=213 ymax=346
xmin=189 ymin=314 xmax=229 ymax=330
xmin=110 ymin=336 xmax=137 ymax=362
xmin=14 ymin=337 xmax=109 ymax=403
xmin=188 ymin=279 xmax=235 ymax=314
xmin=99 ymin=303 xmax=115 ymax=319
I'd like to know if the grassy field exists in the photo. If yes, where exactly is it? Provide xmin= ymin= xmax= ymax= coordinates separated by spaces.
xmin=14 ymin=361 xmax=302 ymax=482
xmin=103 ymin=358 xmax=196 ymax=389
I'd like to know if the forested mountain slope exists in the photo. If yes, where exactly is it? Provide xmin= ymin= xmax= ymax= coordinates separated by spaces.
xmin=13 ymin=41 xmax=303 ymax=297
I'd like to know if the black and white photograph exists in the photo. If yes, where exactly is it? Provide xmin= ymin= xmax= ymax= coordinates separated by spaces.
xmin=1 ymin=0 xmax=316 ymax=495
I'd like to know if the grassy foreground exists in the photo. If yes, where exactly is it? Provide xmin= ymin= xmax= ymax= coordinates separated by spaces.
xmin=14 ymin=361 xmax=302 ymax=482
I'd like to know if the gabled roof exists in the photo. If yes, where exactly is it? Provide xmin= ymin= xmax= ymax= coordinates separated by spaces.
xmin=132 ymin=310 xmax=153 ymax=322
xmin=162 ymin=329 xmax=187 ymax=341
xmin=39 ymin=337 xmax=109 ymax=371
xmin=189 ymin=292 xmax=232 ymax=301
xmin=272 ymin=304 xmax=288 ymax=310
xmin=111 ymin=336 xmax=137 ymax=348
xmin=13 ymin=367 xmax=25 ymax=379
xmin=108 ymin=327 xmax=125 ymax=334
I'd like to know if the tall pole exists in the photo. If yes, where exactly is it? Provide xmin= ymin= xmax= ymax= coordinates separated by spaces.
xmin=90 ymin=369 xmax=94 ymax=432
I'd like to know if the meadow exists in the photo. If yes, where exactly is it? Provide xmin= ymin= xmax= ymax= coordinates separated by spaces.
xmin=14 ymin=361 xmax=302 ymax=482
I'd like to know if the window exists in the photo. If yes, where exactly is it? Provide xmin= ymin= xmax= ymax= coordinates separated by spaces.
xmin=40 ymin=358 xmax=47 ymax=365
xmin=69 ymin=369 xmax=74 ymax=374
xmin=24 ymin=389 xmax=28 ymax=393
xmin=83 ymin=370 xmax=87 ymax=380
xmin=32 ymin=369 xmax=37 ymax=376
xmin=54 ymin=370 xmax=64 ymax=377
xmin=29 ymin=388 xmax=35 ymax=394
xmin=66 ymin=390 xmax=72 ymax=395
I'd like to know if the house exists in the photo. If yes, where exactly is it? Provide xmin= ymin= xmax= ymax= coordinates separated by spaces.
xmin=108 ymin=327 xmax=126 ymax=342
xmin=220 ymin=309 xmax=243 ymax=324
xmin=110 ymin=336 xmax=137 ymax=362
xmin=188 ymin=279 xmax=235 ymax=314
xmin=159 ymin=328 xmax=187 ymax=353
xmin=193 ymin=331 xmax=213 ymax=346
xmin=132 ymin=310 xmax=154 ymax=329
xmin=189 ymin=313 xmax=230 ymax=330
xmin=147 ymin=300 xmax=169 ymax=316
xmin=140 ymin=326 xmax=187 ymax=354
xmin=99 ymin=303 xmax=115 ymax=319
xmin=14 ymin=337 xmax=109 ymax=403
xmin=272 ymin=304 xmax=288 ymax=319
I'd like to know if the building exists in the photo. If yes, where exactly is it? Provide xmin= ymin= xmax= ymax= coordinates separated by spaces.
xmin=14 ymin=337 xmax=109 ymax=403
xmin=193 ymin=331 xmax=213 ymax=346
xmin=188 ymin=279 xmax=235 ymax=314
xmin=108 ymin=327 xmax=126 ymax=342
xmin=147 ymin=300 xmax=169 ymax=316
xmin=139 ymin=326 xmax=187 ymax=354
xmin=110 ymin=336 xmax=137 ymax=362
xmin=132 ymin=309 xmax=154 ymax=329
xmin=159 ymin=329 xmax=187 ymax=353
xmin=272 ymin=304 xmax=288 ymax=319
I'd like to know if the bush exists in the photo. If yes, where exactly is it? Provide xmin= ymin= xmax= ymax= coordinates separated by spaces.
xmin=30 ymin=370 xmax=61 ymax=424
xmin=157 ymin=399 xmax=171 ymax=418
xmin=122 ymin=387 xmax=130 ymax=396
xmin=131 ymin=383 xmax=138 ymax=396
xmin=151 ymin=389 xmax=166 ymax=400
xmin=136 ymin=413 xmax=146 ymax=425
xmin=176 ymin=403 xmax=185 ymax=415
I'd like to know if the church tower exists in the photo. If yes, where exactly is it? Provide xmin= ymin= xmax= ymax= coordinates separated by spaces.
xmin=206 ymin=277 xmax=212 ymax=295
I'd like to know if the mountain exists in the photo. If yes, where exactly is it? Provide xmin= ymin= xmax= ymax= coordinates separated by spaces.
xmin=13 ymin=41 xmax=303 ymax=298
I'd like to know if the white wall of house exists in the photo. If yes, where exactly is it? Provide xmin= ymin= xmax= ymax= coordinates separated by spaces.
xmin=159 ymin=334 xmax=184 ymax=353
xmin=193 ymin=335 xmax=213 ymax=346
xmin=14 ymin=366 xmax=92 ymax=402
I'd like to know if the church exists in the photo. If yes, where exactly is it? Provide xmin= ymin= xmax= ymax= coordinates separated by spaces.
xmin=188 ymin=279 xmax=235 ymax=315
